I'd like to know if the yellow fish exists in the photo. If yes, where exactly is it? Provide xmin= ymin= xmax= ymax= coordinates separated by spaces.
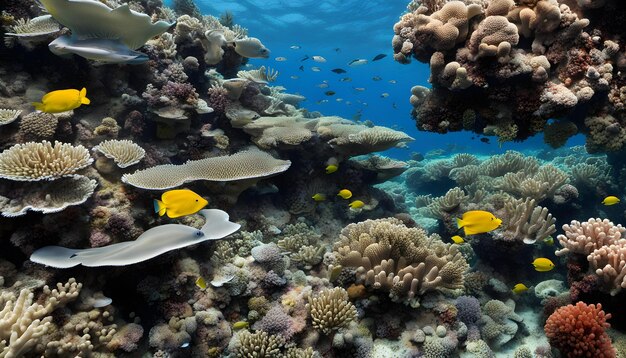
xmin=195 ymin=276 xmax=207 ymax=290
xmin=602 ymin=196 xmax=620 ymax=205
xmin=337 ymin=189 xmax=352 ymax=199
xmin=451 ymin=235 xmax=465 ymax=244
xmin=544 ymin=236 xmax=554 ymax=246
xmin=532 ymin=258 xmax=555 ymax=272
xmin=326 ymin=164 xmax=338 ymax=174
xmin=312 ymin=193 xmax=326 ymax=201
xmin=512 ymin=283 xmax=529 ymax=294
xmin=349 ymin=200 xmax=364 ymax=209
xmin=33 ymin=87 xmax=90 ymax=113
xmin=456 ymin=210 xmax=502 ymax=236
xmin=154 ymin=189 xmax=208 ymax=218
xmin=233 ymin=321 xmax=249 ymax=330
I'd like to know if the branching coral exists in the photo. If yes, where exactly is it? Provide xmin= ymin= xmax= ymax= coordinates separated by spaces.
xmin=331 ymin=217 xmax=467 ymax=306
xmin=498 ymin=198 xmax=556 ymax=244
xmin=0 ymin=278 xmax=82 ymax=358
xmin=306 ymin=287 xmax=357 ymax=335
xmin=235 ymin=331 xmax=283 ymax=358
xmin=0 ymin=141 xmax=93 ymax=181
xmin=545 ymin=302 xmax=616 ymax=357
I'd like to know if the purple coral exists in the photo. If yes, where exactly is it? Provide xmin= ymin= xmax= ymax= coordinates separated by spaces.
xmin=89 ymin=231 xmax=112 ymax=248
xmin=162 ymin=81 xmax=199 ymax=105
xmin=252 ymin=305 xmax=299 ymax=340
xmin=455 ymin=296 xmax=481 ymax=325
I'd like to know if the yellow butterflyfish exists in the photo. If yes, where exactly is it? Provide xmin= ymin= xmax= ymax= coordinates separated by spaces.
xmin=326 ymin=164 xmax=338 ymax=174
xmin=33 ymin=87 xmax=90 ymax=113
xmin=602 ymin=196 xmax=620 ymax=205
xmin=337 ymin=189 xmax=352 ymax=199
xmin=195 ymin=276 xmax=207 ymax=290
xmin=349 ymin=200 xmax=365 ymax=209
xmin=456 ymin=210 xmax=502 ymax=236
xmin=451 ymin=235 xmax=465 ymax=244
xmin=233 ymin=321 xmax=249 ymax=330
xmin=312 ymin=193 xmax=326 ymax=202
xmin=512 ymin=283 xmax=529 ymax=294
xmin=154 ymin=189 xmax=208 ymax=218
xmin=532 ymin=258 xmax=555 ymax=272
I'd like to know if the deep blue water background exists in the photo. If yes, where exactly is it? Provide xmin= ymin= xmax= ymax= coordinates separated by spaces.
xmin=175 ymin=0 xmax=586 ymax=160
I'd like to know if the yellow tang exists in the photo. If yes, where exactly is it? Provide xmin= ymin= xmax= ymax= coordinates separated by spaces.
xmin=451 ymin=235 xmax=465 ymax=244
xmin=602 ymin=196 xmax=620 ymax=205
xmin=349 ymin=200 xmax=365 ymax=209
xmin=512 ymin=283 xmax=529 ymax=294
xmin=154 ymin=189 xmax=208 ymax=218
xmin=532 ymin=258 xmax=555 ymax=272
xmin=312 ymin=193 xmax=326 ymax=202
xmin=337 ymin=189 xmax=352 ymax=199
xmin=33 ymin=87 xmax=90 ymax=113
xmin=233 ymin=321 xmax=249 ymax=330
xmin=195 ymin=276 xmax=207 ymax=290
xmin=326 ymin=164 xmax=338 ymax=174
xmin=456 ymin=210 xmax=502 ymax=236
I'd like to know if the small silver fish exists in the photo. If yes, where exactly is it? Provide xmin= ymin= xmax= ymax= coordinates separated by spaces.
xmin=381 ymin=93 xmax=389 ymax=98
xmin=339 ymin=77 xmax=352 ymax=82
xmin=348 ymin=59 xmax=368 ymax=66
xmin=372 ymin=76 xmax=382 ymax=81
xmin=388 ymin=80 xmax=397 ymax=84
xmin=275 ymin=56 xmax=287 ymax=61
xmin=290 ymin=75 xmax=299 ymax=80
xmin=317 ymin=83 xmax=329 ymax=88
xmin=312 ymin=56 xmax=326 ymax=63
xmin=336 ymin=98 xmax=343 ymax=102
xmin=311 ymin=67 xmax=321 ymax=72
xmin=290 ymin=45 xmax=301 ymax=49
xmin=354 ymin=87 xmax=366 ymax=91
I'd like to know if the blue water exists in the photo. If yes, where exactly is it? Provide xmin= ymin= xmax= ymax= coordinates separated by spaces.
xmin=189 ymin=0 xmax=585 ymax=160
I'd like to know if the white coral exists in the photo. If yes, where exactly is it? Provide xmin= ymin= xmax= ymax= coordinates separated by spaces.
xmin=0 ymin=109 xmax=21 ymax=126
xmin=93 ymin=139 xmax=145 ymax=168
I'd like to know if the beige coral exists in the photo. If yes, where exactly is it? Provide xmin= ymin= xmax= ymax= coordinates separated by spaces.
xmin=0 ymin=109 xmax=21 ymax=126
xmin=236 ymin=331 xmax=283 ymax=358
xmin=328 ymin=126 xmax=414 ymax=157
xmin=121 ymin=148 xmax=291 ymax=190
xmin=93 ymin=139 xmax=145 ymax=168
xmin=307 ymin=288 xmax=357 ymax=334
xmin=499 ymin=198 xmax=555 ymax=244
xmin=331 ymin=218 xmax=467 ymax=306
xmin=0 ymin=141 xmax=93 ymax=181
xmin=0 ymin=278 xmax=82 ymax=358
xmin=18 ymin=112 xmax=58 ymax=141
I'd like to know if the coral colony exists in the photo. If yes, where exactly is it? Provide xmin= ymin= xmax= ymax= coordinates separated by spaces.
xmin=0 ymin=0 xmax=626 ymax=357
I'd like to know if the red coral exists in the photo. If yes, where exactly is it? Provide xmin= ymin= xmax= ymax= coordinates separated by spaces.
xmin=545 ymin=302 xmax=616 ymax=358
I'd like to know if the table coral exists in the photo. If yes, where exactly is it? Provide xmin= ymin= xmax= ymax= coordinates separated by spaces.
xmin=545 ymin=302 xmax=616 ymax=357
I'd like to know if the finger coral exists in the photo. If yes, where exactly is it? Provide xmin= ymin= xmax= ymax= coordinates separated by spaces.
xmin=93 ymin=139 xmax=146 ymax=168
xmin=306 ymin=287 xmax=357 ymax=334
xmin=0 ymin=109 xmax=21 ymax=125
xmin=544 ymin=302 xmax=616 ymax=357
xmin=0 ymin=141 xmax=93 ymax=181
xmin=121 ymin=148 xmax=291 ymax=190
xmin=235 ymin=331 xmax=283 ymax=358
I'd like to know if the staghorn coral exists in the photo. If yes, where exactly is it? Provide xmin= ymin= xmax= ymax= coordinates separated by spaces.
xmin=545 ymin=302 xmax=616 ymax=357
xmin=306 ymin=287 xmax=357 ymax=335
xmin=0 ymin=278 xmax=82 ymax=358
xmin=122 ymin=148 xmax=291 ymax=190
xmin=93 ymin=139 xmax=146 ymax=168
xmin=235 ymin=331 xmax=283 ymax=358
xmin=331 ymin=217 xmax=468 ymax=306
xmin=0 ymin=141 xmax=93 ymax=181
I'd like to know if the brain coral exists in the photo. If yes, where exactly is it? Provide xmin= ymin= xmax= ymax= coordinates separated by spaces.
xmin=545 ymin=302 xmax=616 ymax=357
xmin=0 ymin=141 xmax=93 ymax=181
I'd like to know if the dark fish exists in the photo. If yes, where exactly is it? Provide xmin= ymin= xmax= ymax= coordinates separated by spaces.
xmin=480 ymin=137 xmax=490 ymax=143
xmin=372 ymin=76 xmax=382 ymax=81
xmin=392 ymin=102 xmax=397 ymax=109
xmin=331 ymin=68 xmax=347 ymax=74
xmin=325 ymin=91 xmax=336 ymax=96
xmin=299 ymin=65 xmax=304 ymax=71
xmin=300 ymin=55 xmax=309 ymax=62
xmin=339 ymin=77 xmax=352 ymax=82
xmin=372 ymin=54 xmax=386 ymax=61
xmin=334 ymin=48 xmax=341 ymax=52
